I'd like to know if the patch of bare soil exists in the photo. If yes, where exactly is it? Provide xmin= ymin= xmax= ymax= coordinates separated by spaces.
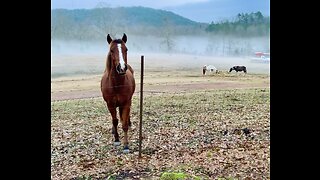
xmin=51 ymin=80 xmax=269 ymax=101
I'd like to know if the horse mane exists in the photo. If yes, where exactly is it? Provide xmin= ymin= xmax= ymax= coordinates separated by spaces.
xmin=113 ymin=39 xmax=123 ymax=43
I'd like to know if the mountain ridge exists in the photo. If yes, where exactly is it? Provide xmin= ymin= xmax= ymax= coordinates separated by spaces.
xmin=51 ymin=6 xmax=208 ymax=40
xmin=51 ymin=6 xmax=269 ymax=40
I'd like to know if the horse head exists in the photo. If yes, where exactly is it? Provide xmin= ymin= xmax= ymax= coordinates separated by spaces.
xmin=107 ymin=33 xmax=128 ymax=75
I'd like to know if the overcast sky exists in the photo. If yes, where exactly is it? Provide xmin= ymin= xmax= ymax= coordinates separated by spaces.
xmin=51 ymin=0 xmax=270 ymax=23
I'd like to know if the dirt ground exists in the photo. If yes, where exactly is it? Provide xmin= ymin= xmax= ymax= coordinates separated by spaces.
xmin=51 ymin=72 xmax=269 ymax=101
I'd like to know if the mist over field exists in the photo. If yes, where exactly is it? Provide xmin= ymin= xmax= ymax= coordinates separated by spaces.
xmin=52 ymin=35 xmax=269 ymax=55
xmin=51 ymin=34 xmax=269 ymax=78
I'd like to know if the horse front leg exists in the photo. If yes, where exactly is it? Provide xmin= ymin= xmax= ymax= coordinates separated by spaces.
xmin=107 ymin=106 xmax=120 ymax=146
xmin=119 ymin=106 xmax=131 ymax=153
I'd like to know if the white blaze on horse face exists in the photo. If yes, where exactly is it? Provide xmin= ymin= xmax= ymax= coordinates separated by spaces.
xmin=117 ymin=44 xmax=125 ymax=71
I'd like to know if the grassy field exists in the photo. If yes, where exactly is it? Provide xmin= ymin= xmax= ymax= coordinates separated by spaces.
xmin=51 ymin=53 xmax=270 ymax=179
xmin=51 ymin=87 xmax=269 ymax=179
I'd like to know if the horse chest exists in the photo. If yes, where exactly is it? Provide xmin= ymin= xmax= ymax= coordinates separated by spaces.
xmin=102 ymin=76 xmax=131 ymax=100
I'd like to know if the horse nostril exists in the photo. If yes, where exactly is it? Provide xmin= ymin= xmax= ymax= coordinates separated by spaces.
xmin=116 ymin=64 xmax=126 ymax=74
xmin=116 ymin=64 xmax=121 ymax=73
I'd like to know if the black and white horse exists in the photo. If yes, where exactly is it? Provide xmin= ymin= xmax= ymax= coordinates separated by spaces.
xmin=229 ymin=66 xmax=247 ymax=73
xmin=203 ymin=65 xmax=218 ymax=75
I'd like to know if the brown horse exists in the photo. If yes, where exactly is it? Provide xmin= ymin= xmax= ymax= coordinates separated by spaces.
xmin=101 ymin=33 xmax=135 ymax=153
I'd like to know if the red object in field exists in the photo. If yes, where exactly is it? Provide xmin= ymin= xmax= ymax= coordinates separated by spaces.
xmin=255 ymin=52 xmax=270 ymax=57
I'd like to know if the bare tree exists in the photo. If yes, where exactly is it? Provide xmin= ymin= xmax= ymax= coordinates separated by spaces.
xmin=51 ymin=12 xmax=73 ymax=39
xmin=91 ymin=2 xmax=116 ymax=38
xmin=160 ymin=17 xmax=175 ymax=53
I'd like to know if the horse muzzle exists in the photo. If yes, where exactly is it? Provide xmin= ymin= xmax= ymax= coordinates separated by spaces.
xmin=116 ymin=64 xmax=128 ymax=75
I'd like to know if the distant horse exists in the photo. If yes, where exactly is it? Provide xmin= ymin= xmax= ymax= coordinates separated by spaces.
xmin=203 ymin=65 xmax=218 ymax=75
xmin=101 ymin=33 xmax=135 ymax=153
xmin=229 ymin=66 xmax=247 ymax=73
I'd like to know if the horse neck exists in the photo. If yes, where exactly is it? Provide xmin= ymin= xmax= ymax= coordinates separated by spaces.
xmin=104 ymin=53 xmax=112 ymax=74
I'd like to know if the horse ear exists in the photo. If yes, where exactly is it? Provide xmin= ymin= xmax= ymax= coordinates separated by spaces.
xmin=107 ymin=34 xmax=112 ymax=44
xmin=122 ymin=33 xmax=127 ymax=43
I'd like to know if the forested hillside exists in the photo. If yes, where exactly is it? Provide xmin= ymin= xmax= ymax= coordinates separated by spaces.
xmin=205 ymin=12 xmax=270 ymax=36
xmin=51 ymin=7 xmax=269 ymax=40
xmin=51 ymin=6 xmax=206 ymax=40
xmin=51 ymin=7 xmax=269 ymax=55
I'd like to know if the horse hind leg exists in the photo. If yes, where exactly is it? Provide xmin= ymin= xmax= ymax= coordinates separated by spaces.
xmin=119 ymin=106 xmax=131 ymax=153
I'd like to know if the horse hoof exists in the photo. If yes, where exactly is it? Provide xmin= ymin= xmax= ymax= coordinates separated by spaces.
xmin=114 ymin=141 xmax=121 ymax=146
xmin=123 ymin=148 xmax=130 ymax=154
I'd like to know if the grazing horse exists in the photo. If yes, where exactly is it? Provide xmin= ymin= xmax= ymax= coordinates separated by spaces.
xmin=229 ymin=66 xmax=247 ymax=73
xmin=203 ymin=65 xmax=218 ymax=75
xmin=101 ymin=33 xmax=135 ymax=153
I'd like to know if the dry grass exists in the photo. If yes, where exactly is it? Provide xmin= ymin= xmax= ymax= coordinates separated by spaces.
xmin=51 ymin=53 xmax=270 ymax=179
xmin=51 ymin=88 xmax=270 ymax=179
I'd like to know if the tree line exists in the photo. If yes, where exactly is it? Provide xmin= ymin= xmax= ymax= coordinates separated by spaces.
xmin=51 ymin=7 xmax=269 ymax=41
xmin=51 ymin=7 xmax=205 ymax=40
xmin=205 ymin=11 xmax=270 ymax=36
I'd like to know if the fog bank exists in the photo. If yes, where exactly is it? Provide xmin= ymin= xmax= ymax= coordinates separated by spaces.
xmin=51 ymin=35 xmax=269 ymax=78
